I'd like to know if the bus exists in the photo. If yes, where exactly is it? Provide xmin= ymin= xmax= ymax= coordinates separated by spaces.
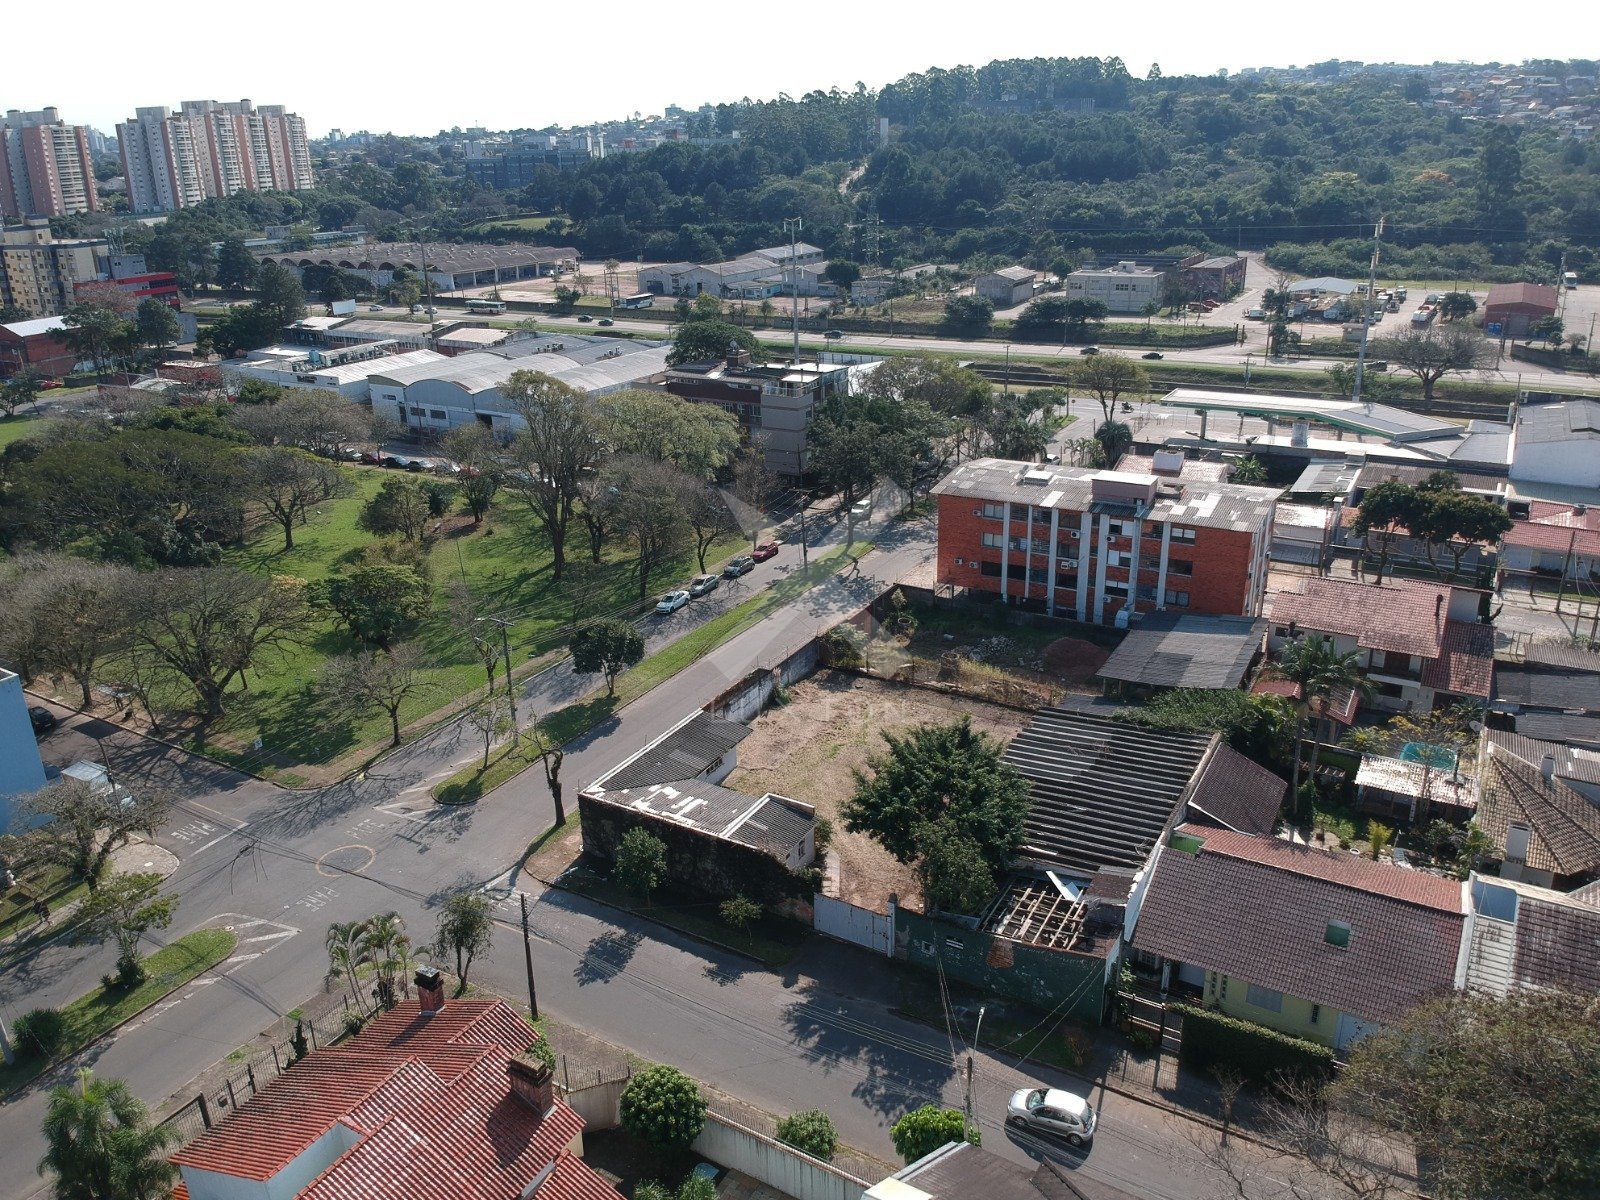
xmin=466 ymin=298 xmax=507 ymax=314
xmin=618 ymin=293 xmax=655 ymax=310
xmin=1564 ymin=271 xmax=1579 ymax=290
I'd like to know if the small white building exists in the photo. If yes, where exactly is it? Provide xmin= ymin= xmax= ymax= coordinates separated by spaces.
xmin=974 ymin=265 xmax=1037 ymax=307
xmin=1066 ymin=261 xmax=1165 ymax=313
xmin=1510 ymin=400 xmax=1600 ymax=489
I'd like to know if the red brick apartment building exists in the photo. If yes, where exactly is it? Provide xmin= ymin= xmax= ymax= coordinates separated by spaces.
xmin=931 ymin=457 xmax=1279 ymax=624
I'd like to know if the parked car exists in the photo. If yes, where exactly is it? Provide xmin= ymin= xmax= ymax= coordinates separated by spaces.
xmin=752 ymin=541 xmax=780 ymax=561
xmin=1369 ymin=360 xmax=1388 ymax=371
xmin=29 ymin=706 xmax=56 ymax=737
xmin=825 ymin=329 xmax=844 ymax=339
xmin=576 ymin=314 xmax=593 ymax=322
xmin=404 ymin=458 xmax=432 ymax=472
xmin=382 ymin=455 xmax=410 ymax=469
xmin=598 ymin=318 xmax=614 ymax=327
xmin=688 ymin=574 xmax=720 ymax=597
xmin=655 ymin=590 xmax=690 ymax=614
xmin=849 ymin=500 xmax=871 ymax=519
xmin=1006 ymin=1087 xmax=1096 ymax=1145
xmin=1245 ymin=307 xmax=1265 ymax=320
xmin=1142 ymin=351 xmax=1163 ymax=359
xmin=1079 ymin=346 xmax=1099 ymax=355
xmin=368 ymin=304 xmax=384 ymax=311
xmin=359 ymin=451 xmax=384 ymax=465
xmin=722 ymin=556 xmax=755 ymax=578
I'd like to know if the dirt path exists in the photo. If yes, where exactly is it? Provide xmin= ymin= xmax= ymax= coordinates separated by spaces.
xmin=727 ymin=671 xmax=1033 ymax=912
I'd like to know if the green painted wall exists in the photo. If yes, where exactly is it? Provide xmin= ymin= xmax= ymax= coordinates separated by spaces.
xmin=1204 ymin=971 xmax=1341 ymax=1048
xmin=899 ymin=909 xmax=1109 ymax=1025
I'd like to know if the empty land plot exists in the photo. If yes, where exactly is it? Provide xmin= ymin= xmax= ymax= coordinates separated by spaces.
xmin=726 ymin=671 xmax=1032 ymax=913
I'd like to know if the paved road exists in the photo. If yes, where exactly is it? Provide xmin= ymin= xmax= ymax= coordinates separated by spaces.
xmin=0 ymin=502 xmax=1308 ymax=1200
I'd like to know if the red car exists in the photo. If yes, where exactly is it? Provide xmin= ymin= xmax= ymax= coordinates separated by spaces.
xmin=752 ymin=541 xmax=781 ymax=562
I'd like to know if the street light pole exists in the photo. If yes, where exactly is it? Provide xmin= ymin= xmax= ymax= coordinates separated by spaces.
xmin=519 ymin=892 xmax=540 ymax=1020
xmin=963 ymin=1004 xmax=986 ymax=1138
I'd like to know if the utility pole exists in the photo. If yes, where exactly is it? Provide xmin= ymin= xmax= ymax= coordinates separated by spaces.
xmin=783 ymin=216 xmax=803 ymax=364
xmin=1352 ymin=215 xmax=1384 ymax=408
xmin=416 ymin=234 xmax=437 ymax=330
xmin=963 ymin=1005 xmax=986 ymax=1138
xmin=519 ymin=892 xmax=540 ymax=1020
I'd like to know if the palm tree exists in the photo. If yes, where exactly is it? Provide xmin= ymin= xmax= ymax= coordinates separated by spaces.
xmin=325 ymin=920 xmax=369 ymax=1015
xmin=1274 ymin=636 xmax=1372 ymax=820
xmin=360 ymin=912 xmax=411 ymax=1010
xmin=40 ymin=1069 xmax=177 ymax=1200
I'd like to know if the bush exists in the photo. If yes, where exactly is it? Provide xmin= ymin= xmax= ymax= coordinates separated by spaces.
xmin=776 ymin=1109 xmax=838 ymax=1161
xmin=615 ymin=827 xmax=668 ymax=903
xmin=620 ymin=1064 xmax=707 ymax=1151
xmin=719 ymin=894 xmax=761 ymax=932
xmin=528 ymin=1033 xmax=556 ymax=1073
xmin=15 ymin=1007 xmax=69 ymax=1060
xmin=1174 ymin=1004 xmax=1335 ymax=1089
xmin=890 ymin=1104 xmax=976 ymax=1164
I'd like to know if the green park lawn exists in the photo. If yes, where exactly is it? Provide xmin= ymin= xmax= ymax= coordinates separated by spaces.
xmin=171 ymin=466 xmax=744 ymax=778
xmin=0 ymin=414 xmax=43 ymax=448
xmin=472 ymin=215 xmax=554 ymax=233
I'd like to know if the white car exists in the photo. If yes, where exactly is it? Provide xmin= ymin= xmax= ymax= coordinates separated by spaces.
xmin=655 ymin=590 xmax=690 ymax=614
xmin=1006 ymin=1087 xmax=1096 ymax=1145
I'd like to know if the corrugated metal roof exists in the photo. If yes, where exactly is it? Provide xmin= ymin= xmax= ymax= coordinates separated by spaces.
xmin=1003 ymin=709 xmax=1215 ymax=875
xmin=1096 ymin=613 xmax=1266 ymax=690
xmin=597 ymin=711 xmax=750 ymax=790
xmin=0 ymin=315 xmax=68 ymax=338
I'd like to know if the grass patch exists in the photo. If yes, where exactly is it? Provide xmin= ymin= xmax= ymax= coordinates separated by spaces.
xmin=434 ymin=720 xmax=574 ymax=806
xmin=559 ymin=866 xmax=808 ymax=970
xmin=472 ymin=215 xmax=554 ymax=233
xmin=0 ymin=864 xmax=86 ymax=941
xmin=896 ymin=984 xmax=1097 ymax=1076
xmin=0 ymin=928 xmax=236 ymax=1097
xmin=127 ymin=465 xmax=746 ymax=773
xmin=0 ymin=414 xmax=44 ymax=449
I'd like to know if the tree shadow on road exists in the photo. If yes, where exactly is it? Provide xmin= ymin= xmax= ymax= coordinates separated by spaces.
xmin=573 ymin=928 xmax=642 ymax=986
xmin=778 ymin=979 xmax=958 ymax=1120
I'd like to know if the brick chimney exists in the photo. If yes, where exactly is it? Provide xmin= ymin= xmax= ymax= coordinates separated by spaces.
xmin=507 ymin=1048 xmax=555 ymax=1117
xmin=415 ymin=966 xmax=445 ymax=1014
xmin=725 ymin=341 xmax=751 ymax=370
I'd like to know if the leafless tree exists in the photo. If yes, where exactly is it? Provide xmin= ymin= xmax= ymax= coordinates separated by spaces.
xmin=241 ymin=447 xmax=349 ymax=551
xmin=125 ymin=568 xmax=311 ymax=719
xmin=447 ymin=582 xmax=501 ymax=694
xmin=464 ymin=696 xmax=513 ymax=770
xmin=317 ymin=643 xmax=432 ymax=748
xmin=676 ymin=474 xmax=736 ymax=573
xmin=1370 ymin=325 xmax=1495 ymax=402
xmin=19 ymin=777 xmax=175 ymax=889
xmin=610 ymin=456 xmax=689 ymax=599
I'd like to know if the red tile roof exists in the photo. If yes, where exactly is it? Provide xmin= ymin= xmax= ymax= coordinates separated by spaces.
xmin=1485 ymin=282 xmax=1559 ymax=312
xmin=1178 ymin=825 xmax=1465 ymax=911
xmin=1420 ymin=620 xmax=1496 ymax=698
xmin=1503 ymin=505 xmax=1600 ymax=557
xmin=1269 ymin=576 xmax=1448 ymax=659
xmin=173 ymin=999 xmax=620 ymax=1200
xmin=1249 ymin=677 xmax=1361 ymax=725
xmin=1480 ymin=741 xmax=1600 ymax=879
xmin=1133 ymin=827 xmax=1466 ymax=1025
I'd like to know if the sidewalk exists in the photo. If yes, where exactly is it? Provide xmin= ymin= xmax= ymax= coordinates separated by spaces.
xmin=0 ymin=837 xmax=179 ymax=958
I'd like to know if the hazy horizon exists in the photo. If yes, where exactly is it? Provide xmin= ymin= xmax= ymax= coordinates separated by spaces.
xmin=5 ymin=0 xmax=1588 ymax=140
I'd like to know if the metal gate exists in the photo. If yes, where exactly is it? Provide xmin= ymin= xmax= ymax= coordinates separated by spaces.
xmin=813 ymin=895 xmax=894 ymax=956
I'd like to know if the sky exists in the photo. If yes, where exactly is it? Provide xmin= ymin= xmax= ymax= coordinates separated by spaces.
xmin=6 ymin=0 xmax=1579 ymax=139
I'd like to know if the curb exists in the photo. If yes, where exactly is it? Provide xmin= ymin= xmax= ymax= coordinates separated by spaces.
xmin=0 ymin=928 xmax=239 ymax=1104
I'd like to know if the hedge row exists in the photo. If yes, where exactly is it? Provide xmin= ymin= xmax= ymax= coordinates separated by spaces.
xmin=1173 ymin=1003 xmax=1336 ymax=1087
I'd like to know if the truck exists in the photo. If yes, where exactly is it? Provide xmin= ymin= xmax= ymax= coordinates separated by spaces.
xmin=1566 ymin=271 xmax=1580 ymax=290
xmin=1411 ymin=305 xmax=1437 ymax=327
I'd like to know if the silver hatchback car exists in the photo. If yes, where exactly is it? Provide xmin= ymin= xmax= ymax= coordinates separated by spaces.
xmin=1006 ymin=1087 xmax=1096 ymax=1145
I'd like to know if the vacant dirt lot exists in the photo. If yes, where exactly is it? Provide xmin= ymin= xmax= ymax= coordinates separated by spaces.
xmin=727 ymin=671 xmax=1034 ymax=914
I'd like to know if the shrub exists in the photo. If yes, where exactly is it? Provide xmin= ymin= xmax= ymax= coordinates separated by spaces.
xmin=528 ymin=1033 xmax=556 ymax=1073
xmin=1174 ymin=1004 xmax=1335 ymax=1089
xmin=719 ymin=895 xmax=761 ymax=932
xmin=15 ymin=1007 xmax=69 ymax=1060
xmin=890 ymin=1104 xmax=977 ymax=1164
xmin=776 ymin=1109 xmax=838 ymax=1161
xmin=813 ymin=816 xmax=835 ymax=857
xmin=619 ymin=1064 xmax=707 ymax=1151
xmin=615 ymin=827 xmax=668 ymax=903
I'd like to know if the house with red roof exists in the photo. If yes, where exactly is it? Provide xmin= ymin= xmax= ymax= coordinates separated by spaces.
xmin=1484 ymin=282 xmax=1558 ymax=339
xmin=1268 ymin=576 xmax=1494 ymax=712
xmin=1130 ymin=825 xmax=1468 ymax=1051
xmin=171 ymin=968 xmax=623 ymax=1200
